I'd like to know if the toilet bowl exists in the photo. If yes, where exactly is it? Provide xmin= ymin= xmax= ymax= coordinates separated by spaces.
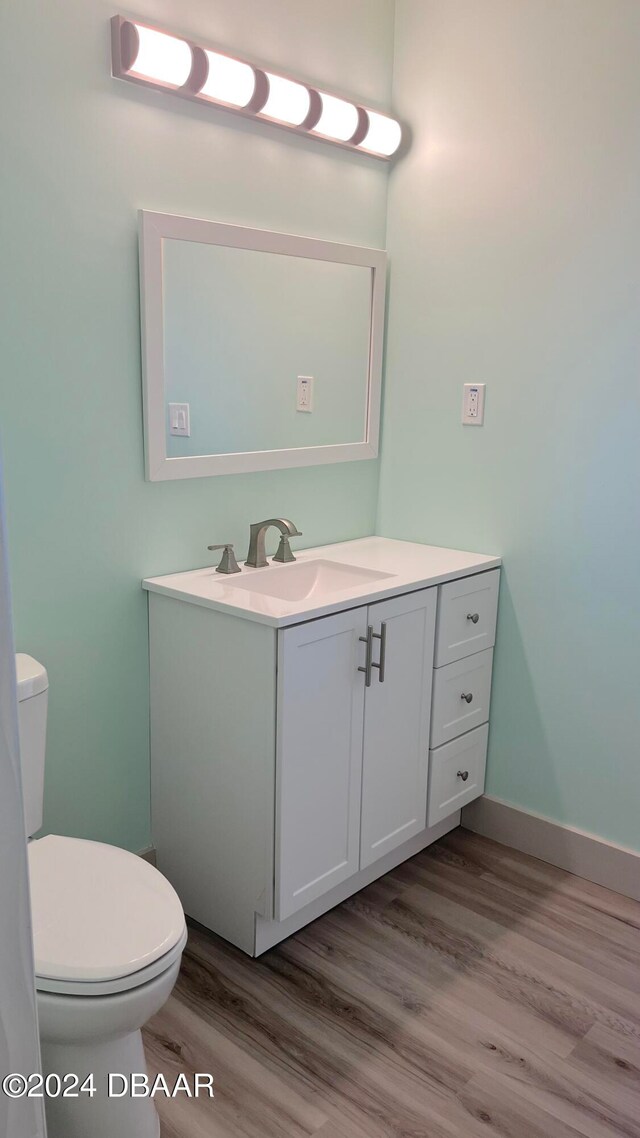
xmin=17 ymin=655 xmax=187 ymax=1138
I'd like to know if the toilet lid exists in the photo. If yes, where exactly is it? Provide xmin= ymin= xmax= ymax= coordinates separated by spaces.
xmin=28 ymin=835 xmax=186 ymax=983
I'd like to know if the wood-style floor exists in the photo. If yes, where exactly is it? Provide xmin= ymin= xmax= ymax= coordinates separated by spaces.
xmin=143 ymin=828 xmax=640 ymax=1138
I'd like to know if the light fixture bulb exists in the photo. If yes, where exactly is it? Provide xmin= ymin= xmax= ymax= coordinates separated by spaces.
xmin=312 ymin=93 xmax=359 ymax=142
xmin=261 ymin=73 xmax=310 ymax=126
xmin=359 ymin=111 xmax=402 ymax=157
xmin=129 ymin=25 xmax=192 ymax=87
xmin=200 ymin=50 xmax=256 ymax=107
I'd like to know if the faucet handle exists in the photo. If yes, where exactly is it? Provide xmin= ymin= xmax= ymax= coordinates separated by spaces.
xmin=207 ymin=543 xmax=241 ymax=575
xmin=272 ymin=533 xmax=301 ymax=564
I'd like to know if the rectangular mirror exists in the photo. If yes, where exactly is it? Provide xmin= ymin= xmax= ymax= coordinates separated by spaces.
xmin=139 ymin=211 xmax=386 ymax=480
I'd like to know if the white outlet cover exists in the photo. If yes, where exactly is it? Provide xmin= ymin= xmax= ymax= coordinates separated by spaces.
xmin=296 ymin=375 xmax=314 ymax=413
xmin=462 ymin=383 xmax=485 ymax=426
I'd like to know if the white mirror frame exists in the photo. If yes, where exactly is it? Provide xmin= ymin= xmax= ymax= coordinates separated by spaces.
xmin=139 ymin=210 xmax=387 ymax=480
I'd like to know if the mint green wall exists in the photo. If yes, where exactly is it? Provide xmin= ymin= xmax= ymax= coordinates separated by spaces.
xmin=380 ymin=0 xmax=640 ymax=850
xmin=0 ymin=0 xmax=394 ymax=850
xmin=7 ymin=0 xmax=634 ymax=859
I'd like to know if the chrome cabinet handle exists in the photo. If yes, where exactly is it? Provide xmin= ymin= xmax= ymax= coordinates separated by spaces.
xmin=457 ymin=770 xmax=470 ymax=782
xmin=461 ymin=692 xmax=474 ymax=704
xmin=467 ymin=612 xmax=480 ymax=624
xmin=371 ymin=621 xmax=387 ymax=683
xmin=358 ymin=625 xmax=374 ymax=687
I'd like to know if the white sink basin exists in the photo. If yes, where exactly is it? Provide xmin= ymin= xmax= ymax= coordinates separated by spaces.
xmin=144 ymin=537 xmax=502 ymax=627
xmin=223 ymin=559 xmax=395 ymax=602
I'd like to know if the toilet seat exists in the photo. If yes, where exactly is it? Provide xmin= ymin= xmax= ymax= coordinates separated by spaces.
xmin=34 ymin=928 xmax=188 ymax=996
xmin=29 ymin=835 xmax=186 ymax=993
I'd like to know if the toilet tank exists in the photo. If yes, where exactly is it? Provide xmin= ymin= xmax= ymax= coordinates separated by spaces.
xmin=15 ymin=654 xmax=48 ymax=838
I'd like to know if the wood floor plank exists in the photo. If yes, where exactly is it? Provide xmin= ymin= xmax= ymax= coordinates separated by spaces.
xmin=405 ymin=839 xmax=640 ymax=984
xmin=295 ymin=904 xmax=581 ymax=1070
xmin=448 ymin=832 xmax=640 ymax=929
xmin=181 ymin=928 xmax=468 ymax=1137
xmin=467 ymin=1035 xmax=640 ymax=1138
xmin=335 ymin=890 xmax=589 ymax=1054
xmin=567 ymin=1023 xmax=640 ymax=1108
xmin=165 ymin=931 xmax=447 ymax=1138
xmin=145 ymin=997 xmax=328 ymax=1138
xmin=391 ymin=883 xmax=640 ymax=1036
xmin=291 ymin=918 xmax=640 ymax=1138
xmin=464 ymin=1063 xmax=640 ymax=1138
xmin=142 ymin=828 xmax=640 ymax=1138
xmin=457 ymin=1073 xmax=591 ymax=1138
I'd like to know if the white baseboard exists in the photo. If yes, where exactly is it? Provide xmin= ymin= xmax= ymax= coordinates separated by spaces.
xmin=462 ymin=795 xmax=640 ymax=902
xmin=138 ymin=845 xmax=157 ymax=866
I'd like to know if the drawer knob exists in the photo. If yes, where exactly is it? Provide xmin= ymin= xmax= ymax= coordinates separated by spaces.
xmin=457 ymin=770 xmax=470 ymax=782
xmin=467 ymin=612 xmax=480 ymax=624
xmin=461 ymin=692 xmax=474 ymax=704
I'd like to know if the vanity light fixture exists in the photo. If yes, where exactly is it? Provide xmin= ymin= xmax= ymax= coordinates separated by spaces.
xmin=312 ymin=92 xmax=362 ymax=143
xmin=110 ymin=15 xmax=404 ymax=159
xmin=116 ymin=22 xmax=193 ymax=88
xmin=260 ymin=73 xmax=312 ymax=127
xmin=359 ymin=110 xmax=403 ymax=158
xmin=198 ymin=50 xmax=257 ymax=109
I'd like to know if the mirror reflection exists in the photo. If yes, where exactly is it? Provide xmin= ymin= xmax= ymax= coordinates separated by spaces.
xmin=163 ymin=241 xmax=372 ymax=456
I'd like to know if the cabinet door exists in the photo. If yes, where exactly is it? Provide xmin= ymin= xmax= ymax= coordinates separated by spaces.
xmin=360 ymin=588 xmax=437 ymax=869
xmin=275 ymin=608 xmax=368 ymax=921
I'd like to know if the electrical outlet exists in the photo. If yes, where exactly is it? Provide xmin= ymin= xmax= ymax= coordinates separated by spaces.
xmin=296 ymin=375 xmax=314 ymax=413
xmin=462 ymin=384 xmax=485 ymax=425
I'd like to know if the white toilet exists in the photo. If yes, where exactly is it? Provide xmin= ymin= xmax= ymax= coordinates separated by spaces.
xmin=16 ymin=654 xmax=188 ymax=1138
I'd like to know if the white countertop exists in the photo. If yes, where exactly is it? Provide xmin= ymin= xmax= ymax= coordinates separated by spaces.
xmin=143 ymin=537 xmax=501 ymax=629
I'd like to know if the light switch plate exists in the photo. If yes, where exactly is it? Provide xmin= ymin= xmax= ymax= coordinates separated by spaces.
xmin=169 ymin=402 xmax=191 ymax=437
xmin=462 ymin=384 xmax=485 ymax=425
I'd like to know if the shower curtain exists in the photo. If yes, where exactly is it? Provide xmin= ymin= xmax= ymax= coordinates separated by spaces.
xmin=0 ymin=457 xmax=46 ymax=1138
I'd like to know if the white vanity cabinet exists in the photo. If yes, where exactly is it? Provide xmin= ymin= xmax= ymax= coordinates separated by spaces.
xmin=145 ymin=537 xmax=500 ymax=956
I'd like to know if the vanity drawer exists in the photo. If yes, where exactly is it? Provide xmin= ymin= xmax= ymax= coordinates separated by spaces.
xmin=430 ymin=648 xmax=493 ymax=748
xmin=435 ymin=569 xmax=499 ymax=666
xmin=427 ymin=724 xmax=488 ymax=827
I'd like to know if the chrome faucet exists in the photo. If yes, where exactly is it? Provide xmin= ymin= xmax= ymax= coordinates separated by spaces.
xmin=245 ymin=518 xmax=302 ymax=568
